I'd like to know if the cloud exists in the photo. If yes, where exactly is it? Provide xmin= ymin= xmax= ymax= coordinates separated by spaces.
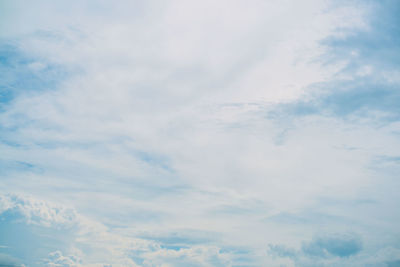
xmin=268 ymin=244 xmax=297 ymax=259
xmin=387 ymin=260 xmax=400 ymax=267
xmin=43 ymin=251 xmax=80 ymax=267
xmin=1 ymin=0 xmax=400 ymax=266
xmin=268 ymin=233 xmax=362 ymax=261
xmin=268 ymin=234 xmax=370 ymax=266
xmin=0 ymin=195 xmax=78 ymax=228
xmin=0 ymin=253 xmax=24 ymax=267
xmin=0 ymin=194 xmax=235 ymax=267
xmin=301 ymin=234 xmax=362 ymax=258
xmin=0 ymin=42 xmax=67 ymax=108
xmin=272 ymin=0 xmax=400 ymax=122
xmin=268 ymin=234 xmax=400 ymax=267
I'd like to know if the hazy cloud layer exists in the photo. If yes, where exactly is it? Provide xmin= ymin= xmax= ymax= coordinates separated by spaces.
xmin=1 ymin=0 xmax=399 ymax=266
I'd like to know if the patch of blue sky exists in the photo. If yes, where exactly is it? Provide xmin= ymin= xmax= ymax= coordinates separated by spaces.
xmin=134 ymin=150 xmax=173 ymax=172
xmin=138 ymin=230 xmax=218 ymax=247
xmin=373 ymin=155 xmax=400 ymax=165
xmin=0 ymin=252 xmax=24 ymax=267
xmin=0 ymin=210 xmax=74 ymax=267
xmin=387 ymin=259 xmax=400 ymax=267
xmin=368 ymin=154 xmax=400 ymax=178
xmin=268 ymin=244 xmax=297 ymax=259
xmin=0 ymin=42 xmax=67 ymax=109
xmin=276 ymin=79 xmax=400 ymax=121
xmin=321 ymin=0 xmax=400 ymax=69
xmin=301 ymin=234 xmax=363 ymax=258
xmin=0 ymin=160 xmax=43 ymax=176
xmin=269 ymin=233 xmax=363 ymax=260
xmin=272 ymin=0 xmax=400 ymax=122
xmin=0 ymin=138 xmax=23 ymax=148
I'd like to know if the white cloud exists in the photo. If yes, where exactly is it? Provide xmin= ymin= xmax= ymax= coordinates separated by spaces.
xmin=0 ymin=194 xmax=78 ymax=228
xmin=44 ymin=251 xmax=80 ymax=267
xmin=0 ymin=194 xmax=237 ymax=266
xmin=1 ymin=0 xmax=399 ymax=266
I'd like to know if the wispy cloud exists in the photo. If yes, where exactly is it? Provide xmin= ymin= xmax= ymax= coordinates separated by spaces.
xmin=272 ymin=0 xmax=400 ymax=123
xmin=0 ymin=0 xmax=399 ymax=266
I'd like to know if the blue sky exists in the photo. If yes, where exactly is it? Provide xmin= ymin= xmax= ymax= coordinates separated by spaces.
xmin=0 ymin=0 xmax=400 ymax=266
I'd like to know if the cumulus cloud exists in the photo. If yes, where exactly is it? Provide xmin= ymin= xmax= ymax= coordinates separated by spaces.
xmin=267 ymin=234 xmax=400 ymax=267
xmin=44 ymin=251 xmax=80 ymax=267
xmin=0 ymin=194 xmax=78 ymax=228
xmin=0 ymin=194 xmax=234 ymax=267
xmin=301 ymin=234 xmax=362 ymax=258
xmin=269 ymin=233 xmax=362 ymax=260
xmin=269 ymin=234 xmax=400 ymax=267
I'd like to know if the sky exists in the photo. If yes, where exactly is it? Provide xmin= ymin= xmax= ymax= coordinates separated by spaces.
xmin=0 ymin=0 xmax=399 ymax=266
